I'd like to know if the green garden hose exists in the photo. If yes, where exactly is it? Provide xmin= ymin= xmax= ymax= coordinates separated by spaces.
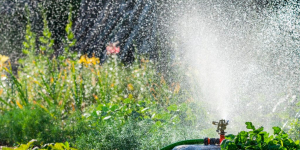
xmin=160 ymin=139 xmax=204 ymax=150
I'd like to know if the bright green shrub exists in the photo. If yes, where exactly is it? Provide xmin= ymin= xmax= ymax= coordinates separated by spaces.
xmin=0 ymin=105 xmax=63 ymax=146
xmin=221 ymin=122 xmax=300 ymax=150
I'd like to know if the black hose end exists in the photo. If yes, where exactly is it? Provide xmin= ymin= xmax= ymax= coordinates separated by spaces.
xmin=210 ymin=138 xmax=216 ymax=145
xmin=204 ymin=137 xmax=209 ymax=145
xmin=216 ymin=138 xmax=220 ymax=145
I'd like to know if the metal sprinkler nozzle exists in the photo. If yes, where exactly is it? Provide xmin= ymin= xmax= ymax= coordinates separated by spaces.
xmin=212 ymin=119 xmax=229 ymax=135
xmin=212 ymin=119 xmax=229 ymax=143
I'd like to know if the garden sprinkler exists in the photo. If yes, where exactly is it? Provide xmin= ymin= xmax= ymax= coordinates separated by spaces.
xmin=203 ymin=119 xmax=229 ymax=145
xmin=161 ymin=119 xmax=229 ymax=150
xmin=213 ymin=119 xmax=229 ymax=143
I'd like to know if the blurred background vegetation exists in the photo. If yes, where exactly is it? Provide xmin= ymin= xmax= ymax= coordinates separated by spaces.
xmin=1 ymin=0 xmax=300 ymax=149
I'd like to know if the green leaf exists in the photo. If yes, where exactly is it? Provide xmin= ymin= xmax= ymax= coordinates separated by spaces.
xmin=39 ymin=36 xmax=48 ymax=44
xmin=110 ymin=104 xmax=118 ymax=111
xmin=48 ymin=39 xmax=54 ymax=47
xmin=124 ymin=98 xmax=131 ymax=104
xmin=246 ymin=122 xmax=256 ymax=130
xmin=295 ymin=140 xmax=299 ymax=145
xmin=225 ymin=134 xmax=236 ymax=140
xmin=236 ymin=131 xmax=248 ymax=143
xmin=40 ymin=46 xmax=46 ymax=51
xmin=167 ymin=104 xmax=178 ymax=111
xmin=22 ymin=49 xmax=30 ymax=55
xmin=65 ymin=142 xmax=70 ymax=148
xmin=68 ymin=32 xmax=74 ymax=40
xmin=23 ymin=42 xmax=29 ymax=48
xmin=155 ymin=121 xmax=162 ymax=126
xmin=102 ymin=106 xmax=109 ymax=112
xmin=273 ymin=126 xmax=281 ymax=135
xmin=227 ymin=141 xmax=238 ymax=150
xmin=69 ymin=39 xmax=76 ymax=46
xmin=0 ymin=97 xmax=13 ymax=108
xmin=254 ymin=126 xmax=264 ymax=134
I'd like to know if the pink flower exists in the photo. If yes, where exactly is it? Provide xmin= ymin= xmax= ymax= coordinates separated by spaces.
xmin=106 ymin=42 xmax=120 ymax=55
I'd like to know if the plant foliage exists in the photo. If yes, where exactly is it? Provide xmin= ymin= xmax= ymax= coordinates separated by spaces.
xmin=221 ymin=122 xmax=300 ymax=150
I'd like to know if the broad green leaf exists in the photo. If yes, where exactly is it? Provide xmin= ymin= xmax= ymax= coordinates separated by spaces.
xmin=22 ymin=49 xmax=29 ymax=55
xmin=225 ymin=134 xmax=236 ymax=140
xmin=246 ymin=122 xmax=256 ymax=130
xmin=110 ymin=104 xmax=118 ymax=111
xmin=254 ymin=126 xmax=264 ymax=134
xmin=273 ymin=126 xmax=281 ymax=135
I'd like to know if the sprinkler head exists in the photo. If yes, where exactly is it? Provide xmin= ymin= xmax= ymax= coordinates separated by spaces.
xmin=212 ymin=119 xmax=229 ymax=135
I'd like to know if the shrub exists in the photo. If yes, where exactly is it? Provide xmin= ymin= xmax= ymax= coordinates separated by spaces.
xmin=0 ymin=105 xmax=62 ymax=146
xmin=221 ymin=122 xmax=300 ymax=150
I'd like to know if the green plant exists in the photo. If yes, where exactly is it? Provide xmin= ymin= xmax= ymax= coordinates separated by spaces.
xmin=221 ymin=122 xmax=300 ymax=150
xmin=1 ymin=139 xmax=76 ymax=150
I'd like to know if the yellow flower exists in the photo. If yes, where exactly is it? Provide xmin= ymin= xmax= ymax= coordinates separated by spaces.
xmin=127 ymin=84 xmax=134 ymax=91
xmin=16 ymin=100 xmax=23 ymax=109
xmin=88 ymin=56 xmax=100 ymax=65
xmin=93 ymin=94 xmax=98 ymax=100
xmin=0 ymin=54 xmax=9 ymax=64
xmin=78 ymin=54 xmax=100 ymax=65
xmin=78 ymin=55 xmax=87 ymax=64
xmin=0 ymin=54 xmax=9 ymax=70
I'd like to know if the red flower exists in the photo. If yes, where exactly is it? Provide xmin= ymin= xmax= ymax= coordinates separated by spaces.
xmin=106 ymin=42 xmax=120 ymax=55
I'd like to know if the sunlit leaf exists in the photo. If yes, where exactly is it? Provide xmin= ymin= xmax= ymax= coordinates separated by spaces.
xmin=167 ymin=104 xmax=178 ymax=111
xmin=273 ymin=126 xmax=281 ymax=135
xmin=246 ymin=122 xmax=256 ymax=130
